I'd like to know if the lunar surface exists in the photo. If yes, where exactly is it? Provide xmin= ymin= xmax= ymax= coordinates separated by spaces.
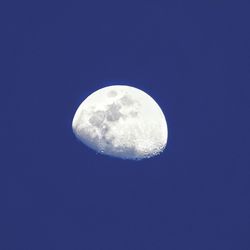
xmin=72 ymin=85 xmax=168 ymax=160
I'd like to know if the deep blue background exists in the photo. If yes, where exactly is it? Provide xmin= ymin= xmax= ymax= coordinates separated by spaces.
xmin=2 ymin=0 xmax=249 ymax=249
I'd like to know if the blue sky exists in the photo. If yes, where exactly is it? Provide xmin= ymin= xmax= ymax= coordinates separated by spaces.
xmin=2 ymin=0 xmax=249 ymax=249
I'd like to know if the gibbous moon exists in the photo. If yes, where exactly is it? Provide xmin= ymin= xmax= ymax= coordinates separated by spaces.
xmin=72 ymin=85 xmax=168 ymax=160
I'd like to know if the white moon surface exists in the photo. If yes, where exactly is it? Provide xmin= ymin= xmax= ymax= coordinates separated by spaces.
xmin=72 ymin=85 xmax=168 ymax=160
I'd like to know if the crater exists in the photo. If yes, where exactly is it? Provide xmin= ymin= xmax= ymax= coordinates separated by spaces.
xmin=107 ymin=90 xmax=117 ymax=97
xmin=120 ymin=95 xmax=134 ymax=106
xmin=106 ymin=103 xmax=122 ymax=122
xmin=89 ymin=111 xmax=105 ymax=127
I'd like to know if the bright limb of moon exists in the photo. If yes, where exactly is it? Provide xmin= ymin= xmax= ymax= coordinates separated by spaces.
xmin=72 ymin=85 xmax=168 ymax=160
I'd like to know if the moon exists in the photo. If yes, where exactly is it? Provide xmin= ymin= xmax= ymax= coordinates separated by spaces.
xmin=72 ymin=85 xmax=168 ymax=160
